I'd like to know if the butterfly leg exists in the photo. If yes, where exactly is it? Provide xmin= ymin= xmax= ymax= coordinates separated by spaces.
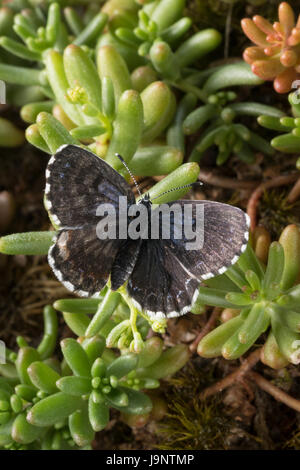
xmin=117 ymin=284 xmax=167 ymax=352
xmin=117 ymin=285 xmax=146 ymax=353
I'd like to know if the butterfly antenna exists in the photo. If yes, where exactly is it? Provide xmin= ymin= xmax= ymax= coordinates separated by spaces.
xmin=150 ymin=182 xmax=203 ymax=202
xmin=115 ymin=153 xmax=142 ymax=198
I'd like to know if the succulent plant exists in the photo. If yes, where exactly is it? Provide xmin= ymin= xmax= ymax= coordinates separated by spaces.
xmin=107 ymin=0 xmax=222 ymax=75
xmin=1 ymin=24 xmax=185 ymax=174
xmin=258 ymin=114 xmax=300 ymax=160
xmin=242 ymin=2 xmax=300 ymax=93
xmin=197 ymin=225 xmax=300 ymax=369
xmin=0 ymin=304 xmax=189 ymax=449
xmin=258 ymin=89 xmax=300 ymax=161
xmin=0 ymin=2 xmax=108 ymax=103
xmin=185 ymin=90 xmax=280 ymax=165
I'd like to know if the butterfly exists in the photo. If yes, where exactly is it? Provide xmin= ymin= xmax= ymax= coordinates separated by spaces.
xmin=45 ymin=145 xmax=250 ymax=320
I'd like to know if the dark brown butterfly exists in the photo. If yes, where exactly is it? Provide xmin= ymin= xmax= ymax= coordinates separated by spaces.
xmin=45 ymin=145 xmax=249 ymax=320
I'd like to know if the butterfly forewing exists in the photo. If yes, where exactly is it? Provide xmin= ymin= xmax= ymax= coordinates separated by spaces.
xmin=45 ymin=144 xmax=135 ymax=228
xmin=164 ymin=200 xmax=250 ymax=280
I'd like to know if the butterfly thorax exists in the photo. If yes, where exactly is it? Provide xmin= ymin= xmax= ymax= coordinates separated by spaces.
xmin=133 ymin=193 xmax=152 ymax=239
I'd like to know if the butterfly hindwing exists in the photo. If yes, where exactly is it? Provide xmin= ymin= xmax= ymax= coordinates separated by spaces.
xmin=110 ymin=239 xmax=142 ymax=291
xmin=48 ymin=227 xmax=121 ymax=297
xmin=127 ymin=200 xmax=249 ymax=318
xmin=127 ymin=239 xmax=199 ymax=318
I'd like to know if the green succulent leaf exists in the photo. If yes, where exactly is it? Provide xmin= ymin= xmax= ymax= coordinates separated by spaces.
xmin=27 ymin=361 xmax=60 ymax=394
xmin=56 ymin=376 xmax=91 ymax=397
xmin=82 ymin=336 xmax=106 ymax=365
xmin=105 ymin=388 xmax=129 ymax=408
xmin=198 ymin=316 xmax=244 ymax=358
xmin=136 ymin=344 xmax=190 ymax=379
xmin=27 ymin=392 xmax=83 ymax=427
xmin=113 ymin=387 xmax=152 ymax=415
xmin=60 ymin=339 xmax=91 ymax=377
xmin=88 ymin=394 xmax=109 ymax=432
xmin=137 ymin=337 xmax=164 ymax=369
xmin=11 ymin=413 xmax=42 ymax=445
xmin=16 ymin=347 xmax=41 ymax=387
xmin=106 ymin=354 xmax=138 ymax=379
xmin=69 ymin=406 xmax=95 ymax=448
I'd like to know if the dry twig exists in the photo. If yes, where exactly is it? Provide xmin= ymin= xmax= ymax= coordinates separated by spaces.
xmin=199 ymin=348 xmax=300 ymax=413
xmin=249 ymin=371 xmax=300 ymax=413
xmin=199 ymin=348 xmax=262 ymax=400
xmin=199 ymin=168 xmax=258 ymax=190
xmin=247 ymin=174 xmax=299 ymax=231
xmin=287 ymin=177 xmax=300 ymax=204
xmin=190 ymin=307 xmax=221 ymax=353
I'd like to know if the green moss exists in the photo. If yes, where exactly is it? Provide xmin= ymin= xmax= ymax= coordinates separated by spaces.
xmin=284 ymin=428 xmax=300 ymax=450
xmin=259 ymin=190 xmax=300 ymax=239
xmin=156 ymin=363 xmax=231 ymax=450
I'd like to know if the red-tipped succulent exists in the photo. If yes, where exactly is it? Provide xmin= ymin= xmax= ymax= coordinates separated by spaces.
xmin=241 ymin=2 xmax=300 ymax=93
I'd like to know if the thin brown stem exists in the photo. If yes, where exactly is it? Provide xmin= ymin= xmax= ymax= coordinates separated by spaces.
xmin=199 ymin=348 xmax=262 ymax=400
xmin=247 ymin=173 xmax=299 ymax=231
xmin=224 ymin=2 xmax=233 ymax=59
xmin=190 ymin=307 xmax=221 ymax=353
xmin=249 ymin=371 xmax=300 ymax=413
xmin=287 ymin=176 xmax=300 ymax=203
xmin=200 ymin=348 xmax=300 ymax=412
xmin=198 ymin=168 xmax=259 ymax=190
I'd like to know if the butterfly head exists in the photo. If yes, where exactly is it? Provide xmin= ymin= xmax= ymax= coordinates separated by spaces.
xmin=139 ymin=193 xmax=152 ymax=210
